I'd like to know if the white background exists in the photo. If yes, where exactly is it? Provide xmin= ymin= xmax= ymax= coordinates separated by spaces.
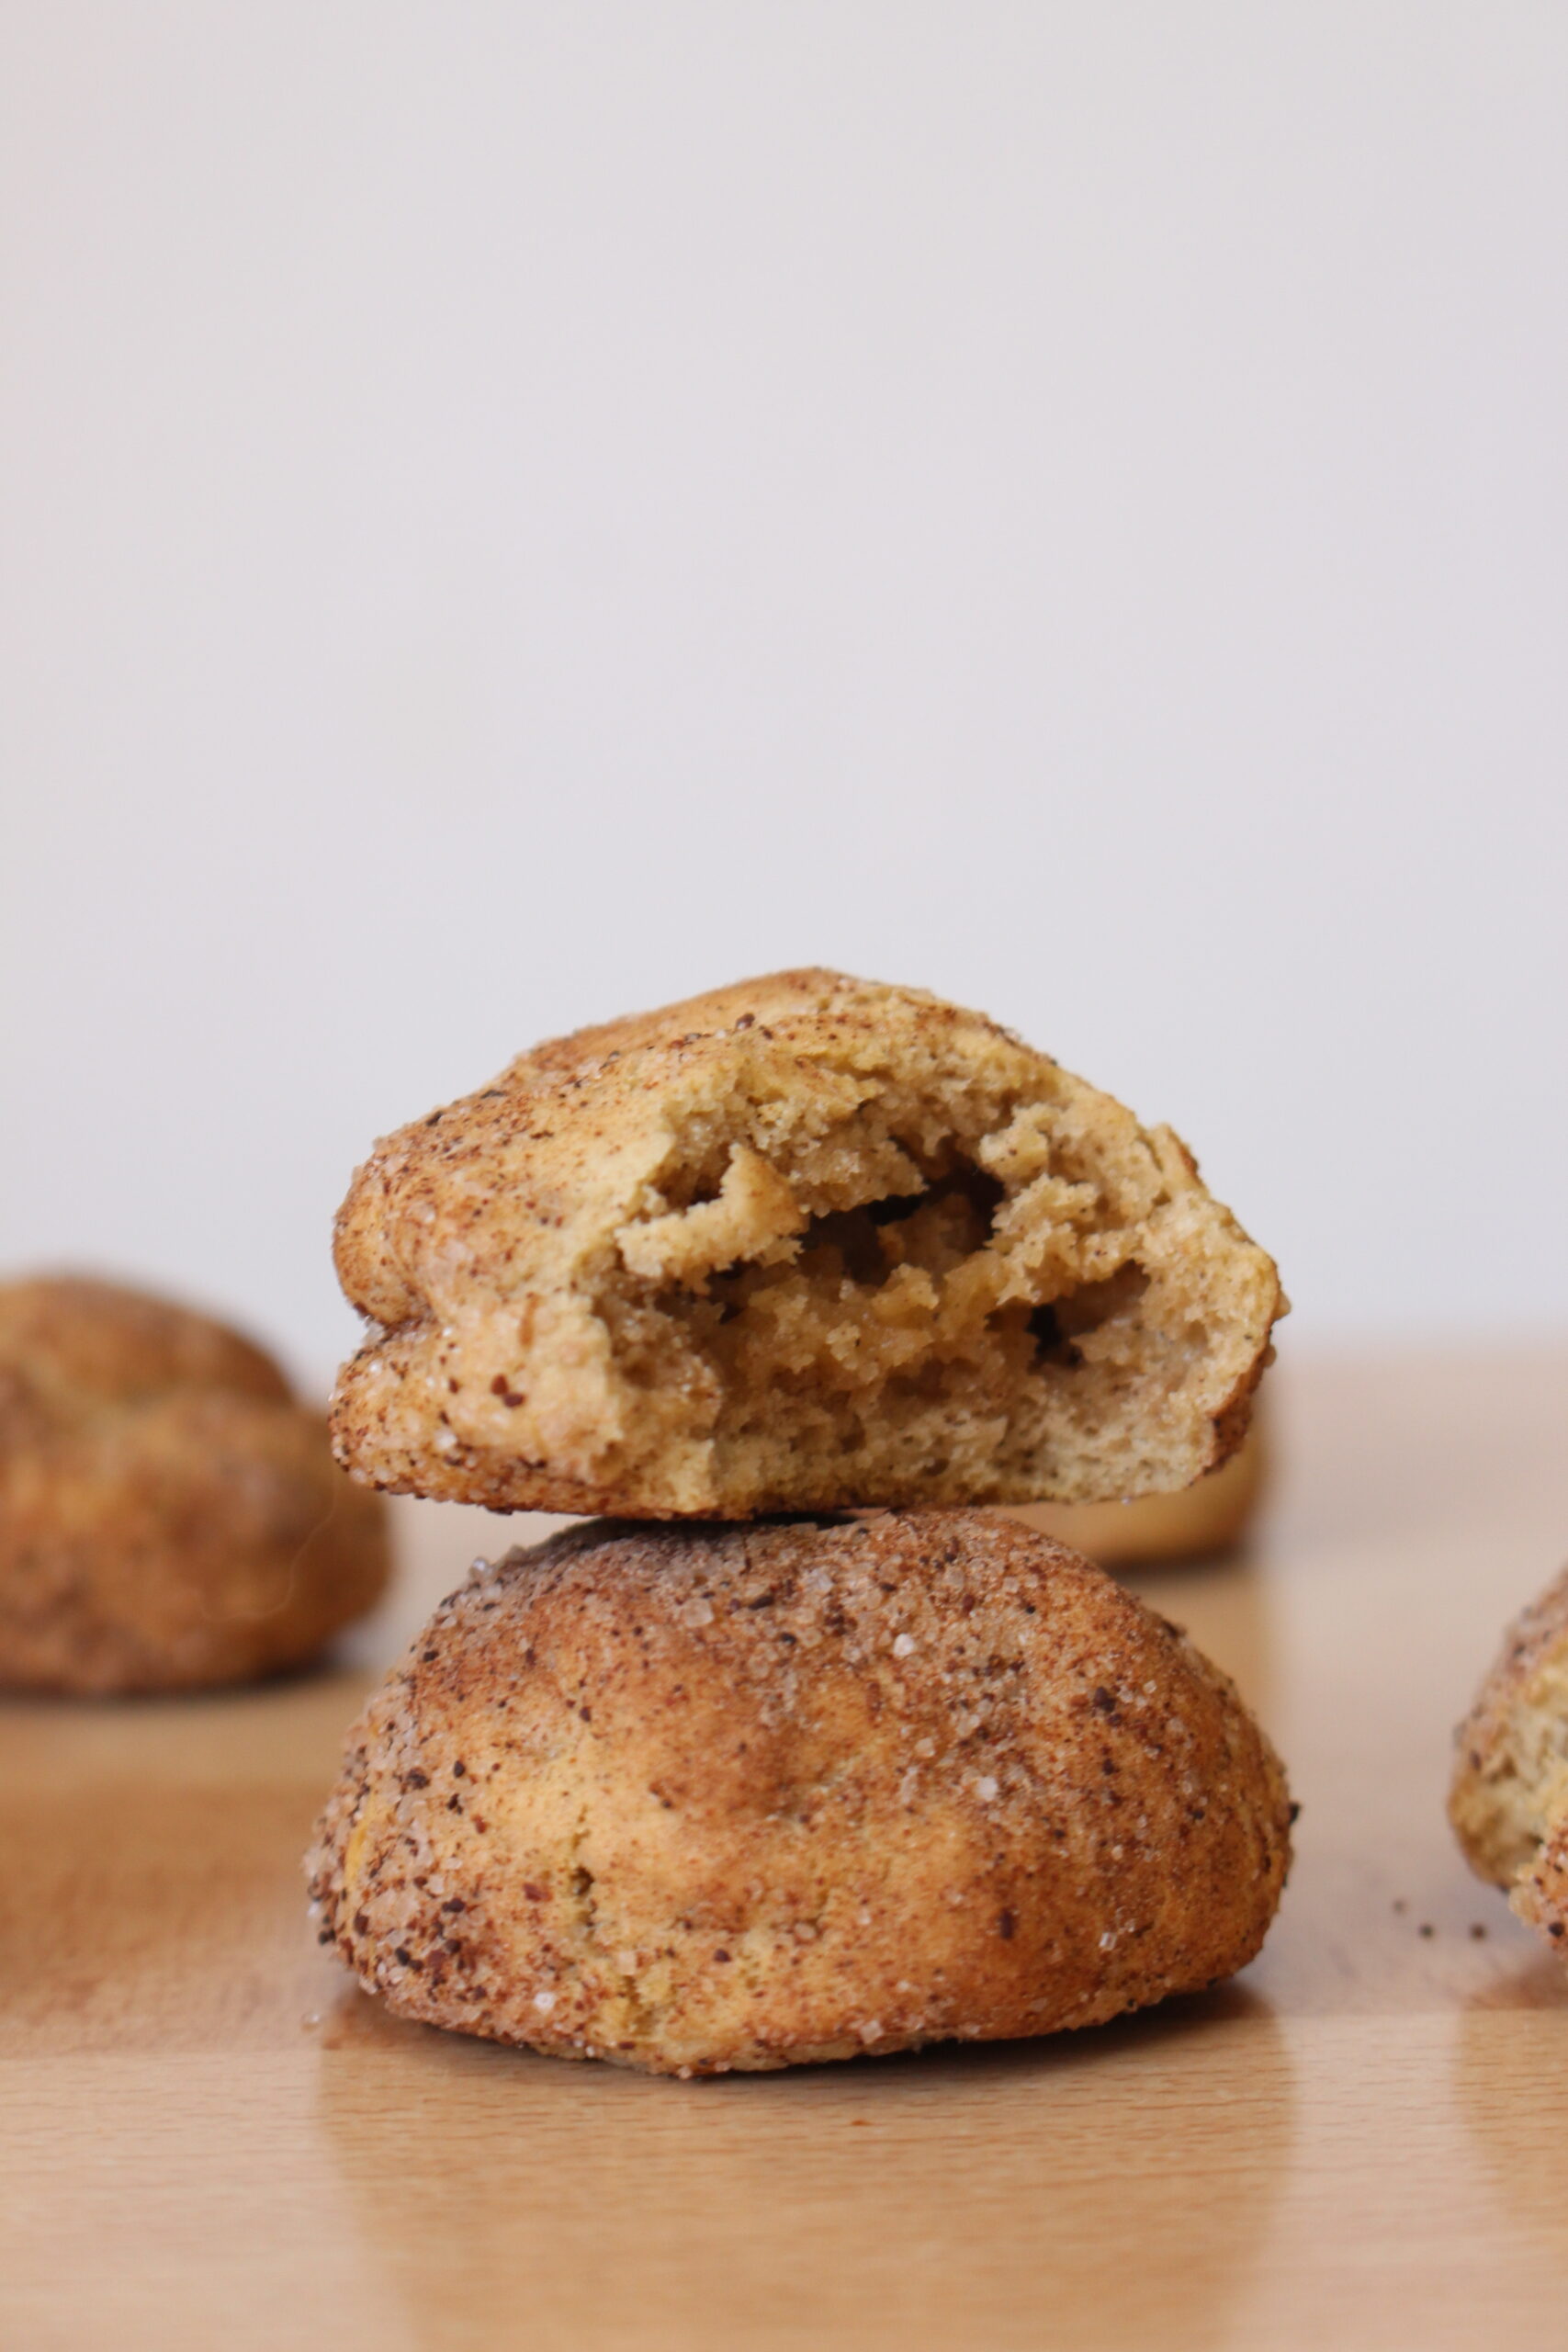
xmin=3 ymin=4 xmax=1564 ymax=1392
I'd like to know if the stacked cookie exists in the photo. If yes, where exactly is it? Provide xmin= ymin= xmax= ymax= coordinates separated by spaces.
xmin=309 ymin=971 xmax=1293 ymax=2075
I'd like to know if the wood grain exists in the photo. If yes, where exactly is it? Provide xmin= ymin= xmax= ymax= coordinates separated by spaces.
xmin=4 ymin=1348 xmax=1568 ymax=2351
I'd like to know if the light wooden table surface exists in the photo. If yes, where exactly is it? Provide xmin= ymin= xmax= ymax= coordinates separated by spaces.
xmin=5 ymin=1348 xmax=1568 ymax=2352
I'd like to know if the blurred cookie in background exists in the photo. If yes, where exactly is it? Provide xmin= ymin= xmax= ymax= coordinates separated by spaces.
xmin=0 ymin=1273 xmax=389 ymax=1694
xmin=1450 ymin=1559 xmax=1568 ymax=1951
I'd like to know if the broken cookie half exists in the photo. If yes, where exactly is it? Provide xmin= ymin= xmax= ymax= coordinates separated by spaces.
xmin=331 ymin=969 xmax=1284 ymax=1518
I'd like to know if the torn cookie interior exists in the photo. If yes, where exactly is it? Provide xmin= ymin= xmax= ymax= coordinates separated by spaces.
xmin=577 ymin=1072 xmax=1273 ymax=1512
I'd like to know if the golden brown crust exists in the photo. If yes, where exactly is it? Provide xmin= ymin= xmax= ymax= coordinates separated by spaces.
xmin=306 ymin=1509 xmax=1292 ymax=2075
xmin=331 ymin=971 xmax=1284 ymax=1519
xmin=1450 ymin=1563 xmax=1568 ymax=1951
xmin=0 ymin=1274 xmax=390 ymax=1693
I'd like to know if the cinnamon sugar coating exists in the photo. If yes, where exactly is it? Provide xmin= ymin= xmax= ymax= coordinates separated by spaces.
xmin=307 ymin=1510 xmax=1292 ymax=2075
xmin=331 ymin=970 xmax=1283 ymax=1519
xmin=0 ymin=1274 xmax=389 ymax=1693
xmin=1450 ymin=1563 xmax=1568 ymax=1951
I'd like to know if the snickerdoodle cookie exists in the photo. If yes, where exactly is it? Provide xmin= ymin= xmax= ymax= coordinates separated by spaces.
xmin=0 ymin=1273 xmax=389 ymax=1692
xmin=1450 ymin=1563 xmax=1568 ymax=1951
xmin=331 ymin=971 xmax=1283 ymax=1519
xmin=307 ymin=1509 xmax=1292 ymax=2075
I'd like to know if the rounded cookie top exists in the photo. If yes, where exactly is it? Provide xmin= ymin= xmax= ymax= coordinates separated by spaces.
xmin=0 ymin=1272 xmax=291 ymax=1420
xmin=331 ymin=970 xmax=1283 ymax=1519
xmin=307 ymin=1507 xmax=1293 ymax=2075
xmin=0 ymin=1270 xmax=389 ymax=1694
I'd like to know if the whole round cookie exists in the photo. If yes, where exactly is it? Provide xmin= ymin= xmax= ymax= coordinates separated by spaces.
xmin=1450 ymin=1561 xmax=1568 ymax=1947
xmin=307 ymin=1509 xmax=1292 ymax=2075
xmin=0 ymin=1273 xmax=390 ymax=1693
xmin=331 ymin=970 xmax=1283 ymax=1519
